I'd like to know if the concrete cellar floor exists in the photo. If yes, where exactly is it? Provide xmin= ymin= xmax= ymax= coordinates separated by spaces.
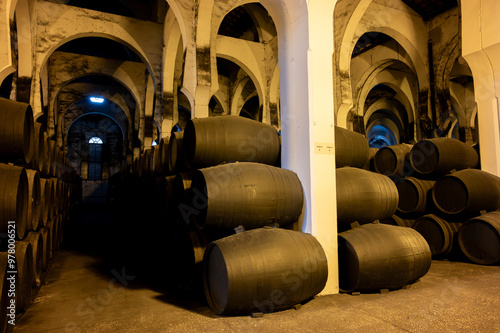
xmin=13 ymin=205 xmax=500 ymax=333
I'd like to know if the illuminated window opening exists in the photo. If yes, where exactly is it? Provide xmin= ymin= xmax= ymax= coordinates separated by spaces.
xmin=89 ymin=137 xmax=103 ymax=144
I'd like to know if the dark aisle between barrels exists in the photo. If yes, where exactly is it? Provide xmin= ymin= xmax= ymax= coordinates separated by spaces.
xmin=11 ymin=201 xmax=500 ymax=333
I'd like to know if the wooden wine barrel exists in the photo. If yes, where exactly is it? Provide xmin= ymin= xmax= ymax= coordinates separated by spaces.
xmin=0 ymin=98 xmax=34 ymax=165
xmin=157 ymin=175 xmax=176 ymax=219
xmin=15 ymin=241 xmax=33 ymax=312
xmin=338 ymin=223 xmax=431 ymax=292
xmin=336 ymin=167 xmax=399 ymax=224
xmin=168 ymin=131 xmax=185 ymax=173
xmin=458 ymin=211 xmax=500 ymax=265
xmin=26 ymin=170 xmax=41 ymax=231
xmin=46 ymin=219 xmax=56 ymax=259
xmin=374 ymin=144 xmax=413 ymax=177
xmin=30 ymin=123 xmax=45 ymax=172
xmin=141 ymin=149 xmax=152 ymax=176
xmin=57 ymin=213 xmax=64 ymax=248
xmin=39 ymin=227 xmax=51 ymax=271
xmin=0 ymin=164 xmax=28 ymax=240
xmin=335 ymin=126 xmax=369 ymax=168
xmin=41 ymin=134 xmax=51 ymax=176
xmin=39 ymin=178 xmax=52 ymax=225
xmin=190 ymin=162 xmax=303 ymax=229
xmin=56 ymin=178 xmax=64 ymax=212
xmin=49 ymin=178 xmax=59 ymax=216
xmin=48 ymin=140 xmax=57 ymax=177
xmin=202 ymin=227 xmax=327 ymax=315
xmin=0 ymin=252 xmax=14 ymax=333
xmin=23 ymin=231 xmax=43 ymax=287
xmin=152 ymin=145 xmax=161 ymax=175
xmin=183 ymin=116 xmax=280 ymax=169
xmin=380 ymin=215 xmax=414 ymax=228
xmin=412 ymin=214 xmax=461 ymax=257
xmin=432 ymin=169 xmax=500 ymax=215
xmin=160 ymin=137 xmax=170 ymax=173
xmin=395 ymin=177 xmax=436 ymax=214
xmin=362 ymin=148 xmax=378 ymax=172
xmin=52 ymin=215 xmax=60 ymax=252
xmin=409 ymin=138 xmax=478 ymax=175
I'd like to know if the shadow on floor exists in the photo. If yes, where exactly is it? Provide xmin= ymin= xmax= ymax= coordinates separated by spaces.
xmin=62 ymin=201 xmax=213 ymax=316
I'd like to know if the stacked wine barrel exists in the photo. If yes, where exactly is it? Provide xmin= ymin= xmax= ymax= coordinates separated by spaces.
xmin=369 ymin=136 xmax=500 ymax=265
xmin=0 ymin=98 xmax=79 ymax=322
xmin=335 ymin=126 xmax=432 ymax=292
xmin=112 ymin=116 xmax=328 ymax=315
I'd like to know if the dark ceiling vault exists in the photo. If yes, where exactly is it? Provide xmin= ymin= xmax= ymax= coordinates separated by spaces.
xmin=353 ymin=0 xmax=458 ymax=57
xmin=401 ymin=0 xmax=458 ymax=21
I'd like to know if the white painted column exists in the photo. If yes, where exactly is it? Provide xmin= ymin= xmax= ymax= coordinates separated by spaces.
xmin=278 ymin=0 xmax=338 ymax=295
xmin=0 ymin=0 xmax=15 ymax=84
xmin=462 ymin=0 xmax=500 ymax=176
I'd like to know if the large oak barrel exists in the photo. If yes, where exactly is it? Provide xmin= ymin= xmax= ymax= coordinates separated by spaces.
xmin=183 ymin=116 xmax=280 ymax=169
xmin=374 ymin=144 xmax=413 ymax=177
xmin=157 ymin=175 xmax=176 ymax=219
xmin=202 ymin=227 xmax=327 ymax=315
xmin=362 ymin=148 xmax=378 ymax=172
xmin=30 ymin=123 xmax=45 ymax=172
xmin=409 ymin=138 xmax=478 ymax=175
xmin=458 ymin=211 xmax=500 ymax=265
xmin=152 ymin=145 xmax=161 ymax=175
xmin=412 ymin=214 xmax=461 ymax=257
xmin=380 ymin=215 xmax=414 ymax=228
xmin=49 ymin=178 xmax=59 ymax=216
xmin=48 ymin=140 xmax=57 ymax=177
xmin=338 ymin=223 xmax=431 ymax=292
xmin=46 ymin=219 xmax=56 ymax=259
xmin=15 ymin=241 xmax=33 ymax=312
xmin=160 ymin=137 xmax=170 ymax=173
xmin=141 ymin=149 xmax=152 ymax=176
xmin=39 ymin=227 xmax=51 ymax=271
xmin=26 ymin=170 xmax=41 ymax=231
xmin=336 ymin=167 xmax=398 ymax=224
xmin=168 ymin=131 xmax=185 ymax=173
xmin=39 ymin=178 xmax=52 ymax=225
xmin=335 ymin=126 xmax=369 ymax=168
xmin=24 ymin=231 xmax=43 ymax=287
xmin=0 ymin=252 xmax=14 ymax=333
xmin=395 ymin=177 xmax=435 ymax=214
xmin=432 ymin=169 xmax=500 ymax=214
xmin=173 ymin=171 xmax=195 ymax=222
xmin=0 ymin=164 xmax=28 ymax=240
xmin=40 ymin=134 xmax=51 ymax=176
xmin=0 ymin=98 xmax=33 ymax=165
xmin=189 ymin=162 xmax=303 ymax=229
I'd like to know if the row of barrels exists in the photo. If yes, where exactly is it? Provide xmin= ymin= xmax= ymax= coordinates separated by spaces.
xmin=1 ymin=97 xmax=79 ymax=327
xmin=335 ymin=127 xmax=500 ymax=266
xmin=0 ymin=98 xmax=78 ymax=182
xmin=128 ymin=115 xmax=281 ymax=178
xmin=0 ymin=163 xmax=76 ymax=241
xmin=0 ymin=212 xmax=66 ymax=332
xmin=384 ymin=210 xmax=500 ymax=265
xmin=112 ymin=161 xmax=320 ymax=315
xmin=336 ymin=126 xmax=479 ymax=178
xmin=112 ymin=116 xmax=330 ymax=315
xmin=337 ymin=167 xmax=500 ymax=225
